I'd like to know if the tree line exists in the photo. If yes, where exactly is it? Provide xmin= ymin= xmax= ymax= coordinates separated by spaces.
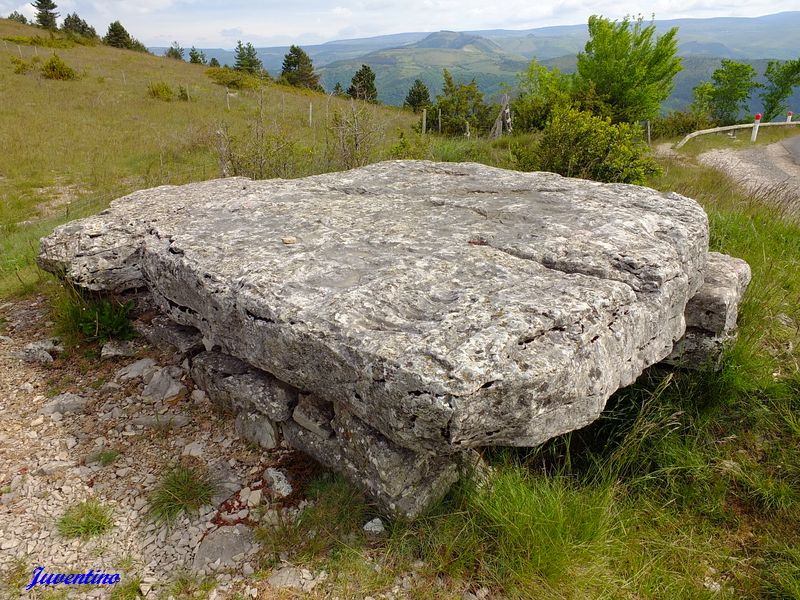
xmin=8 ymin=1 xmax=148 ymax=52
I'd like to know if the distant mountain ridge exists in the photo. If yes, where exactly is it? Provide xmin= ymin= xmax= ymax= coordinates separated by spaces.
xmin=154 ymin=12 xmax=800 ymax=110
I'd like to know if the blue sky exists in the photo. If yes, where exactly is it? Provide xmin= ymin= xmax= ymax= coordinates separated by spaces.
xmin=3 ymin=1 xmax=798 ymax=47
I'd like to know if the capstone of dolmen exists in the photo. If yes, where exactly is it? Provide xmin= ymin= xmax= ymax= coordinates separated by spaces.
xmin=38 ymin=160 xmax=748 ymax=517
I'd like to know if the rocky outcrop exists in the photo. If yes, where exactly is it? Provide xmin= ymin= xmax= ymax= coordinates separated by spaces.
xmin=37 ymin=160 xmax=748 ymax=517
xmin=665 ymin=252 xmax=752 ymax=369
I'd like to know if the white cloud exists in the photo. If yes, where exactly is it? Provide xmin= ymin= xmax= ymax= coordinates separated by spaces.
xmin=2 ymin=0 xmax=797 ymax=46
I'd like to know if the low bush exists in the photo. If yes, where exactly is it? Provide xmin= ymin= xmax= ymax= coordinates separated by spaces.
xmin=147 ymin=80 xmax=175 ymax=101
xmin=205 ymin=66 xmax=262 ymax=90
xmin=513 ymin=107 xmax=660 ymax=184
xmin=10 ymin=56 xmax=29 ymax=74
xmin=40 ymin=54 xmax=79 ymax=80
xmin=3 ymin=34 xmax=75 ymax=49
xmin=650 ymin=110 xmax=715 ymax=140
xmin=387 ymin=130 xmax=432 ymax=160
xmin=51 ymin=283 xmax=136 ymax=344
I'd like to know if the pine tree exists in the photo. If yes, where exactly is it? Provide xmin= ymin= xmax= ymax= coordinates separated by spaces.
xmin=347 ymin=64 xmax=377 ymax=102
xmin=404 ymin=79 xmax=431 ymax=113
xmin=433 ymin=69 xmax=492 ymax=135
xmin=33 ymin=0 xmax=58 ymax=30
xmin=279 ymin=45 xmax=323 ymax=91
xmin=233 ymin=41 xmax=264 ymax=75
xmin=7 ymin=11 xmax=28 ymax=24
xmin=164 ymin=41 xmax=184 ymax=61
xmin=333 ymin=82 xmax=345 ymax=96
xmin=103 ymin=21 xmax=132 ymax=49
xmin=208 ymin=57 xmax=221 ymax=68
xmin=189 ymin=47 xmax=207 ymax=65
xmin=129 ymin=37 xmax=149 ymax=53
xmin=62 ymin=13 xmax=97 ymax=38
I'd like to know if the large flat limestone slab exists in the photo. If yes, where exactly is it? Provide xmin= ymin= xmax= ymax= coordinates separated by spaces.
xmin=39 ymin=161 xmax=709 ymax=457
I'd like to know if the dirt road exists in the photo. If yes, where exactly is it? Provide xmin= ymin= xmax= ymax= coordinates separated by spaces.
xmin=697 ymin=134 xmax=800 ymax=215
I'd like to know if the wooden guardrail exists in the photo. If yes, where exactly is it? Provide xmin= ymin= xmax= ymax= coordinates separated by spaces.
xmin=675 ymin=120 xmax=799 ymax=149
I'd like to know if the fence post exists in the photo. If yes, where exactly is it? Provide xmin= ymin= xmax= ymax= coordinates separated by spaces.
xmin=750 ymin=113 xmax=762 ymax=143
xmin=438 ymin=109 xmax=442 ymax=134
xmin=646 ymin=120 xmax=651 ymax=146
xmin=309 ymin=102 xmax=313 ymax=128
xmin=421 ymin=108 xmax=427 ymax=139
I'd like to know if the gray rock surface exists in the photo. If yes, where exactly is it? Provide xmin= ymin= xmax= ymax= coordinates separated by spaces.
xmin=192 ymin=524 xmax=255 ymax=570
xmin=234 ymin=410 xmax=278 ymax=449
xmin=190 ymin=351 xmax=295 ymax=421
xmin=134 ymin=315 xmax=204 ymax=355
xmin=38 ymin=160 xmax=741 ymax=516
xmin=131 ymin=414 xmax=191 ymax=429
xmin=263 ymin=468 xmax=293 ymax=498
xmin=142 ymin=366 xmax=185 ymax=402
xmin=14 ymin=338 xmax=64 ymax=364
xmin=292 ymin=394 xmax=334 ymax=439
xmin=115 ymin=358 xmax=158 ymax=382
xmin=38 ymin=161 xmax=709 ymax=449
xmin=100 ymin=339 xmax=137 ymax=359
xmin=665 ymin=252 xmax=752 ymax=369
xmin=37 ymin=393 xmax=87 ymax=415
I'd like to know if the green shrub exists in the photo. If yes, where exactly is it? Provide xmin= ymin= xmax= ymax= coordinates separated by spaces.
xmin=650 ymin=110 xmax=715 ymax=140
xmin=147 ymin=81 xmax=175 ymax=101
xmin=215 ymin=118 xmax=310 ymax=179
xmin=177 ymin=84 xmax=190 ymax=101
xmin=52 ymin=284 xmax=136 ymax=344
xmin=2 ymin=34 xmax=76 ymax=49
xmin=326 ymin=103 xmax=380 ymax=170
xmin=205 ymin=66 xmax=262 ymax=90
xmin=10 ymin=56 xmax=29 ymax=74
xmin=40 ymin=54 xmax=79 ymax=80
xmin=514 ymin=107 xmax=660 ymax=184
xmin=387 ymin=131 xmax=432 ymax=160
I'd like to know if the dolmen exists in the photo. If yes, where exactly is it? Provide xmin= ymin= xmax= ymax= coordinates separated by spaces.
xmin=38 ymin=160 xmax=750 ymax=517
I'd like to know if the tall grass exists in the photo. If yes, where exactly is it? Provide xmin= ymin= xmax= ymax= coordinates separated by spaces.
xmin=0 ymin=18 xmax=415 ymax=297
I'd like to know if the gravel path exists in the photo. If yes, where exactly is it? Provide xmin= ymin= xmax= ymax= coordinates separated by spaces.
xmin=698 ymin=134 xmax=800 ymax=215
xmin=0 ymin=297 xmax=329 ymax=598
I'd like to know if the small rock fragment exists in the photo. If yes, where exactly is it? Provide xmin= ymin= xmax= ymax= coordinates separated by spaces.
xmin=267 ymin=566 xmax=304 ymax=590
xmin=264 ymin=468 xmax=292 ymax=498
xmin=363 ymin=517 xmax=386 ymax=537
xmin=116 ymin=358 xmax=158 ymax=382
xmin=101 ymin=339 xmax=137 ymax=359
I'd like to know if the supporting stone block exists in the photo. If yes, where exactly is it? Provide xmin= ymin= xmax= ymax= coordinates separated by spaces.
xmin=665 ymin=252 xmax=751 ymax=369
xmin=190 ymin=351 xmax=296 ymax=421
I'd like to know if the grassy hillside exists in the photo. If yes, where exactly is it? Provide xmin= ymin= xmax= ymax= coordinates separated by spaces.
xmin=0 ymin=18 xmax=415 ymax=297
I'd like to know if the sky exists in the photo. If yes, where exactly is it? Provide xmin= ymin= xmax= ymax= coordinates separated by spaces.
xmin=3 ymin=0 xmax=798 ymax=48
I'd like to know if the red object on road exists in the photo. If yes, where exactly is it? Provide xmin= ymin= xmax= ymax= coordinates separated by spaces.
xmin=755 ymin=113 xmax=762 ymax=121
